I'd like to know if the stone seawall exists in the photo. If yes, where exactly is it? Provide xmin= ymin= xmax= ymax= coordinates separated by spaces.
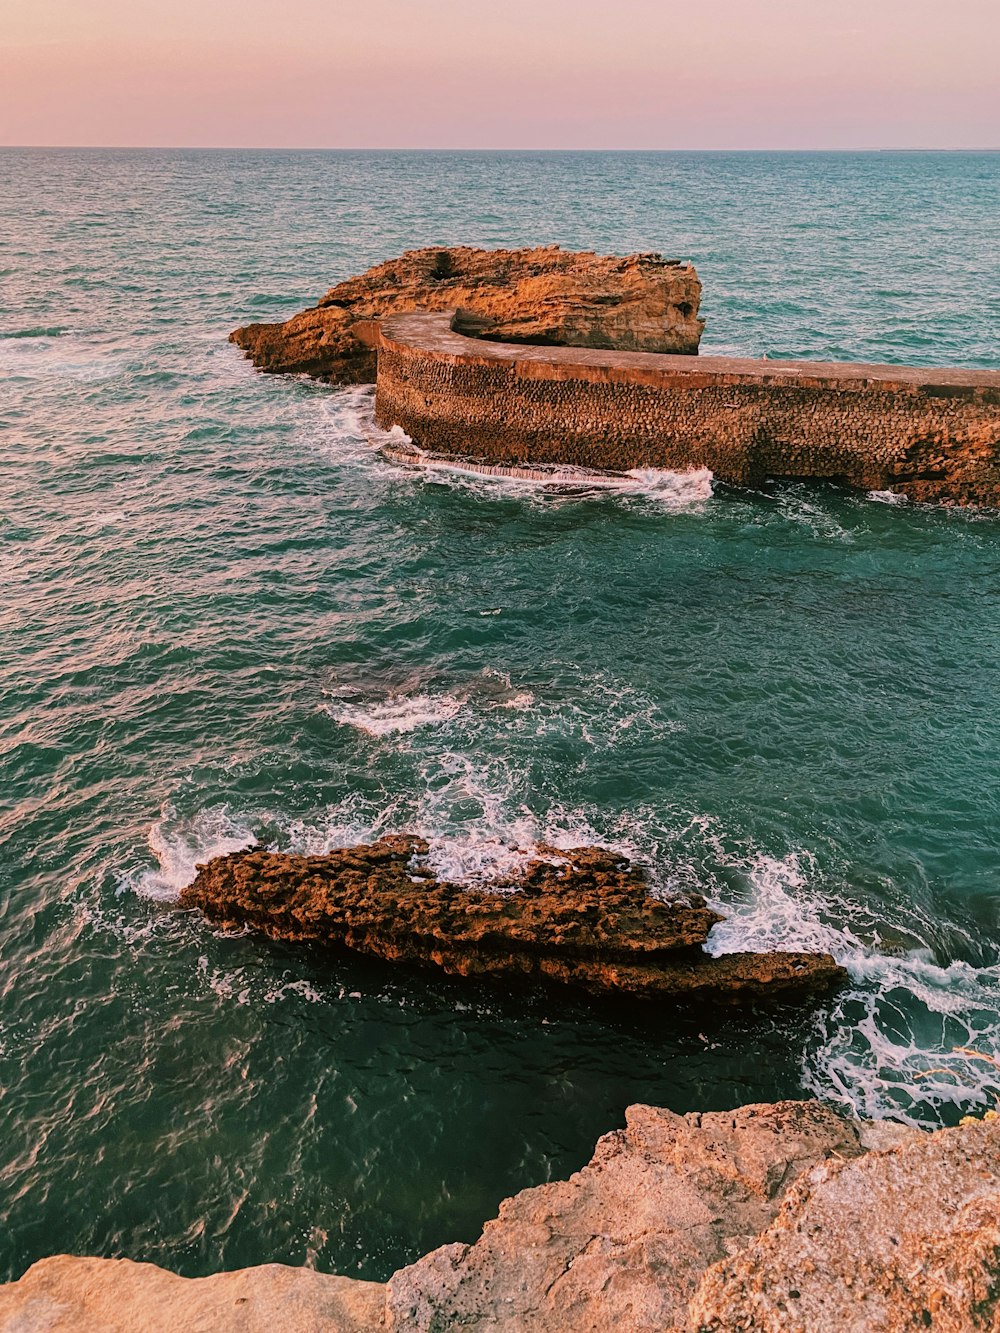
xmin=374 ymin=311 xmax=1000 ymax=504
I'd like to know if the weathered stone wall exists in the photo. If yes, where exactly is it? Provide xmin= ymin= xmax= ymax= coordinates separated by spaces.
xmin=374 ymin=312 xmax=1000 ymax=504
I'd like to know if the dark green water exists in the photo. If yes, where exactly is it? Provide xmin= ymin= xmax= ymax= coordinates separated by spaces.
xmin=1 ymin=149 xmax=999 ymax=1282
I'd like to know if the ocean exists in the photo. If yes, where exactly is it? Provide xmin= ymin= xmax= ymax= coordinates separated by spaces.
xmin=1 ymin=147 xmax=999 ymax=1282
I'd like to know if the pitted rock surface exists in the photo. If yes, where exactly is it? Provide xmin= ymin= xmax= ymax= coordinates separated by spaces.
xmin=230 ymin=245 xmax=704 ymax=380
xmin=180 ymin=836 xmax=845 ymax=1003
xmin=688 ymin=1113 xmax=1000 ymax=1332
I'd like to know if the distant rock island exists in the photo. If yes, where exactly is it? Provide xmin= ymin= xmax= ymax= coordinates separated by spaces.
xmin=231 ymin=245 xmax=704 ymax=381
xmin=232 ymin=245 xmax=1000 ymax=506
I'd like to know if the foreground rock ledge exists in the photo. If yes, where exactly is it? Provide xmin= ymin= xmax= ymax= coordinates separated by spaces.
xmin=230 ymin=245 xmax=704 ymax=381
xmin=179 ymin=836 xmax=844 ymax=1005
xmin=6 ymin=1103 xmax=998 ymax=1332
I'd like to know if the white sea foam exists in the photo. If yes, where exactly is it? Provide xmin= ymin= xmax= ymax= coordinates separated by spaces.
xmin=0 ymin=335 xmax=127 ymax=382
xmin=324 ymin=667 xmax=536 ymax=739
xmin=128 ymin=719 xmax=1000 ymax=1128
xmin=868 ymin=489 xmax=910 ymax=506
xmin=328 ymin=691 xmax=465 ymax=737
xmin=319 ymin=390 xmax=714 ymax=510
xmin=619 ymin=467 xmax=714 ymax=507
xmin=704 ymin=843 xmax=1000 ymax=1126
xmin=772 ymin=485 xmax=856 ymax=542
xmin=133 ymin=804 xmax=255 ymax=901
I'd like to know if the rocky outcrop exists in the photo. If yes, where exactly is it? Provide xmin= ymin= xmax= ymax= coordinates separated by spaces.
xmin=7 ymin=1106 xmax=998 ymax=1332
xmin=230 ymin=246 xmax=704 ymax=380
xmin=384 ymin=1100 xmax=869 ymax=1332
xmin=689 ymin=1111 xmax=1000 ymax=1332
xmin=180 ymin=836 xmax=845 ymax=1005
xmin=0 ymin=1256 xmax=384 ymax=1332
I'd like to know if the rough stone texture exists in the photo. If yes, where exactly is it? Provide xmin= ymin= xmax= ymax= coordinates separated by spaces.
xmin=180 ymin=836 xmax=845 ymax=1004
xmin=374 ymin=310 xmax=1000 ymax=505
xmin=4 ymin=1110 xmax=999 ymax=1332
xmin=0 ymin=1257 xmax=384 ymax=1332
xmin=229 ymin=246 xmax=704 ymax=380
xmin=384 ymin=1100 xmax=866 ymax=1332
xmin=689 ymin=1114 xmax=1000 ymax=1332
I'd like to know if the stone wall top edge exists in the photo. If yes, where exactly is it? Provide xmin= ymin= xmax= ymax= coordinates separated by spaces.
xmin=377 ymin=310 xmax=1000 ymax=392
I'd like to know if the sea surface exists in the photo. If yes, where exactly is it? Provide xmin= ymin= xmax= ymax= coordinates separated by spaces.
xmin=1 ymin=149 xmax=999 ymax=1282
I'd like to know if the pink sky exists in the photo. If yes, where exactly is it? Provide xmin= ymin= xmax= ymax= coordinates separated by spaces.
xmin=2 ymin=0 xmax=998 ymax=149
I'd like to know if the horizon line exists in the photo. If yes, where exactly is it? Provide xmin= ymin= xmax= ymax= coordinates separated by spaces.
xmin=2 ymin=144 xmax=999 ymax=154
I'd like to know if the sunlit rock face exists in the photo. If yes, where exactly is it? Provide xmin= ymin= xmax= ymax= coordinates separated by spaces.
xmin=230 ymin=245 xmax=705 ymax=381
xmin=180 ymin=835 xmax=845 ymax=1004
xmin=4 ymin=1109 xmax=998 ymax=1332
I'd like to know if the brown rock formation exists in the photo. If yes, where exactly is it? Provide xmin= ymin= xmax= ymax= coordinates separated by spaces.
xmin=180 ymin=836 xmax=844 ymax=1004
xmin=230 ymin=246 xmax=704 ymax=380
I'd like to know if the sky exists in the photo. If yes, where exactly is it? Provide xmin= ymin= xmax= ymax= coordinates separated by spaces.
xmin=1 ymin=0 xmax=998 ymax=150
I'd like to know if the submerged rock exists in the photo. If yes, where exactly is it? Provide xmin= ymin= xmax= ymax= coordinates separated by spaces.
xmin=230 ymin=245 xmax=704 ymax=380
xmin=180 ymin=835 xmax=844 ymax=1004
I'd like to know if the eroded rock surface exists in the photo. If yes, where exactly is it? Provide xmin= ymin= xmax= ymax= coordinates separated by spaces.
xmin=230 ymin=246 xmax=704 ymax=380
xmin=385 ymin=1100 xmax=865 ymax=1332
xmin=180 ymin=836 xmax=845 ymax=1004
xmin=0 ymin=1257 xmax=384 ymax=1332
xmin=3 ymin=1107 xmax=998 ymax=1332
xmin=689 ymin=1113 xmax=1000 ymax=1332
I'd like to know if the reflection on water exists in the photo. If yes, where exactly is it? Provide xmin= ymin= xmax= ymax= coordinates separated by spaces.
xmin=1 ymin=147 xmax=999 ymax=1281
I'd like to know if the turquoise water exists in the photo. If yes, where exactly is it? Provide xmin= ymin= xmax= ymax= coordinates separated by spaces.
xmin=2 ymin=149 xmax=999 ymax=1283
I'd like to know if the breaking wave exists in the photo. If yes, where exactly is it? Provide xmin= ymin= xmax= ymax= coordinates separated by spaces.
xmin=319 ymin=390 xmax=714 ymax=509
xmin=327 ymin=691 xmax=467 ymax=737
xmin=132 ymin=804 xmax=255 ymax=901
xmin=130 ymin=771 xmax=1000 ymax=1128
xmin=705 ymin=846 xmax=1000 ymax=1126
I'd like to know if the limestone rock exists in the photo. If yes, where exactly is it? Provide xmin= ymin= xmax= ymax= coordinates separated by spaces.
xmin=230 ymin=246 xmax=704 ymax=380
xmin=384 ymin=1100 xmax=865 ymax=1332
xmin=5 ymin=1107 xmax=1000 ymax=1332
xmin=180 ymin=836 xmax=845 ymax=1004
xmin=688 ymin=1113 xmax=1000 ymax=1332
xmin=0 ymin=1256 xmax=384 ymax=1332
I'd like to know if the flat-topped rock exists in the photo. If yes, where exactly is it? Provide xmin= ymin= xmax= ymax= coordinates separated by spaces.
xmin=180 ymin=836 xmax=844 ymax=1004
xmin=0 ymin=1257 xmax=383 ymax=1333
xmin=230 ymin=245 xmax=704 ymax=381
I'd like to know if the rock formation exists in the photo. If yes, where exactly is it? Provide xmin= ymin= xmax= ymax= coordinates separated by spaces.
xmin=5 ymin=1104 xmax=999 ymax=1331
xmin=0 ymin=1256 xmax=383 ymax=1332
xmin=689 ymin=1110 xmax=1000 ymax=1331
xmin=229 ymin=246 xmax=704 ymax=380
xmin=180 ymin=836 xmax=844 ymax=1004
xmin=383 ymin=1099 xmax=871 ymax=1331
